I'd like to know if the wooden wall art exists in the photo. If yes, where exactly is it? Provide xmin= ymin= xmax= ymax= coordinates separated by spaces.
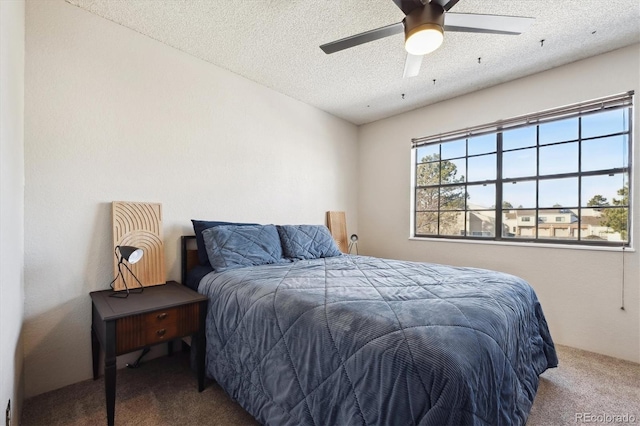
xmin=112 ymin=201 xmax=165 ymax=291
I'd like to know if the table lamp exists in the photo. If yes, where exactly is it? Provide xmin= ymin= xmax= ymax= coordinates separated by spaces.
xmin=109 ymin=245 xmax=144 ymax=298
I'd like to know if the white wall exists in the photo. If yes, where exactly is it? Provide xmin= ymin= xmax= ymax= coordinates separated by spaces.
xmin=359 ymin=44 xmax=640 ymax=363
xmin=24 ymin=0 xmax=358 ymax=397
xmin=0 ymin=0 xmax=25 ymax=423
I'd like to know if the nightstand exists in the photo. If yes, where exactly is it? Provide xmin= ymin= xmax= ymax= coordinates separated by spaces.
xmin=90 ymin=281 xmax=208 ymax=426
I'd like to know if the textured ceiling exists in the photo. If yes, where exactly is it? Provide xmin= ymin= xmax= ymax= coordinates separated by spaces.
xmin=66 ymin=0 xmax=640 ymax=125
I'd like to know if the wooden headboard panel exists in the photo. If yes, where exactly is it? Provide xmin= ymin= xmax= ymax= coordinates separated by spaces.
xmin=180 ymin=235 xmax=199 ymax=286
xmin=326 ymin=211 xmax=348 ymax=253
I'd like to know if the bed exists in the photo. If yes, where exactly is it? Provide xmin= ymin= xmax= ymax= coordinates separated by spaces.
xmin=182 ymin=222 xmax=557 ymax=425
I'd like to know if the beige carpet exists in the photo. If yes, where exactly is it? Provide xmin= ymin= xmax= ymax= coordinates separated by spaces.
xmin=22 ymin=344 xmax=639 ymax=425
xmin=528 ymin=345 xmax=639 ymax=425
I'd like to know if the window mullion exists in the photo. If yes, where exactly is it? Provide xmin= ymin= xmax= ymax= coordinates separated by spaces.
xmin=535 ymin=125 xmax=540 ymax=240
xmin=577 ymin=116 xmax=583 ymax=241
xmin=437 ymin=145 xmax=442 ymax=236
xmin=465 ymin=138 xmax=469 ymax=237
xmin=496 ymin=132 xmax=503 ymax=241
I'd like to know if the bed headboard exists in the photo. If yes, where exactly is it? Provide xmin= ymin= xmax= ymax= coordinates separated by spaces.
xmin=180 ymin=235 xmax=199 ymax=286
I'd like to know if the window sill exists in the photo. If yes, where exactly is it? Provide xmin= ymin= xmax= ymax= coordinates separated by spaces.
xmin=408 ymin=236 xmax=635 ymax=252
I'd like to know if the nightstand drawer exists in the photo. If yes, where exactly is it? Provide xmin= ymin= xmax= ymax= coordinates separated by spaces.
xmin=143 ymin=306 xmax=181 ymax=328
xmin=115 ymin=303 xmax=200 ymax=354
xmin=145 ymin=322 xmax=179 ymax=344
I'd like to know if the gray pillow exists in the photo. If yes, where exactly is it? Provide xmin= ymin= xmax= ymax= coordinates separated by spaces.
xmin=277 ymin=225 xmax=342 ymax=260
xmin=191 ymin=220 xmax=259 ymax=266
xmin=203 ymin=224 xmax=286 ymax=272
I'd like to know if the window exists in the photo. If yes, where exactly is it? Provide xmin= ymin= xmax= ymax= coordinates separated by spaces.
xmin=412 ymin=92 xmax=633 ymax=247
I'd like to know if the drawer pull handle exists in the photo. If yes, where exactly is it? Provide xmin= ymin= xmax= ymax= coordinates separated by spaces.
xmin=156 ymin=329 xmax=166 ymax=337
xmin=157 ymin=313 xmax=168 ymax=320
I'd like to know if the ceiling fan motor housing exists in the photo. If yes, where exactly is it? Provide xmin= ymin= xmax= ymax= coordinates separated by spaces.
xmin=404 ymin=3 xmax=445 ymax=51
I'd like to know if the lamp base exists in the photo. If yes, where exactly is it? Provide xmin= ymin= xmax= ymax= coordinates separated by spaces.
xmin=108 ymin=262 xmax=144 ymax=298
xmin=109 ymin=286 xmax=143 ymax=298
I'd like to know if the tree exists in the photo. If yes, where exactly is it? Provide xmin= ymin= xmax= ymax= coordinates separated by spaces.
xmin=416 ymin=154 xmax=466 ymax=234
xmin=502 ymin=201 xmax=514 ymax=209
xmin=587 ymin=195 xmax=609 ymax=210
xmin=602 ymin=185 xmax=629 ymax=240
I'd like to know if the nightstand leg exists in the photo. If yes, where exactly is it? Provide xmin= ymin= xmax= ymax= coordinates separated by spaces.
xmin=197 ymin=300 xmax=207 ymax=392
xmin=105 ymin=357 xmax=116 ymax=426
xmin=91 ymin=326 xmax=99 ymax=380
xmin=196 ymin=336 xmax=205 ymax=391
xmin=105 ymin=321 xmax=116 ymax=426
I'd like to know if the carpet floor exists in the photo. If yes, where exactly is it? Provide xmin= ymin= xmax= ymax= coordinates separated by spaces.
xmin=22 ymin=344 xmax=639 ymax=425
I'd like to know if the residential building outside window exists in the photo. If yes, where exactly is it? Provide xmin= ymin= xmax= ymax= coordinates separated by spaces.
xmin=412 ymin=92 xmax=633 ymax=247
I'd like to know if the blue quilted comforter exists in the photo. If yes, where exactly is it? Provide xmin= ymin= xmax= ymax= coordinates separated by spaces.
xmin=198 ymin=255 xmax=557 ymax=425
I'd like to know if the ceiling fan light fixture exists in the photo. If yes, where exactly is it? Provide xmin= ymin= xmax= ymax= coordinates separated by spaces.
xmin=405 ymin=23 xmax=444 ymax=55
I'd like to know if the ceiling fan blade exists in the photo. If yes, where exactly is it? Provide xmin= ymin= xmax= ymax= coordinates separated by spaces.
xmin=444 ymin=13 xmax=534 ymax=35
xmin=320 ymin=22 xmax=404 ymax=54
xmin=403 ymin=53 xmax=424 ymax=78
xmin=431 ymin=0 xmax=460 ymax=12
xmin=391 ymin=0 xmax=425 ymax=15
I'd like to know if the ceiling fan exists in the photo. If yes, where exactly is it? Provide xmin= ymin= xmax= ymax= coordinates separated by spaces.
xmin=320 ymin=0 xmax=535 ymax=78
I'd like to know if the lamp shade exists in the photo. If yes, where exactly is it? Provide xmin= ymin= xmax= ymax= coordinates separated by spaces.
xmin=118 ymin=246 xmax=144 ymax=264
xmin=350 ymin=234 xmax=359 ymax=242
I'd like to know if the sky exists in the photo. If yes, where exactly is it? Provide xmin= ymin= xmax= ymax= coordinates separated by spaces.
xmin=416 ymin=108 xmax=630 ymax=209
